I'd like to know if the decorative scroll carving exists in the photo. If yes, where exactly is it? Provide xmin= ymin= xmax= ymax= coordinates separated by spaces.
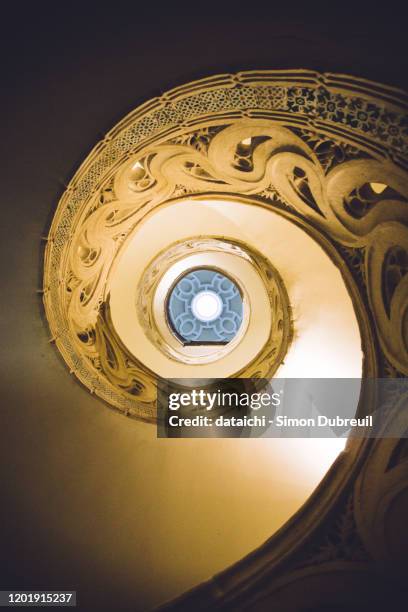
xmin=93 ymin=303 xmax=156 ymax=417
xmin=43 ymin=70 xmax=408 ymax=415
xmin=292 ymin=494 xmax=370 ymax=569
xmin=366 ymin=224 xmax=408 ymax=375
xmin=353 ymin=387 xmax=408 ymax=569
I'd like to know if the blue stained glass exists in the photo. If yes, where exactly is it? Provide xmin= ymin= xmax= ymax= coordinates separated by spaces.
xmin=167 ymin=268 xmax=243 ymax=344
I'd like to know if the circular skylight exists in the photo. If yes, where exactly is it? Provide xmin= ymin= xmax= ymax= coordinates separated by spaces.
xmin=167 ymin=269 xmax=243 ymax=344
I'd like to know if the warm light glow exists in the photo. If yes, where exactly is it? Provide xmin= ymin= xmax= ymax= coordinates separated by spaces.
xmin=370 ymin=182 xmax=387 ymax=194
xmin=191 ymin=290 xmax=223 ymax=322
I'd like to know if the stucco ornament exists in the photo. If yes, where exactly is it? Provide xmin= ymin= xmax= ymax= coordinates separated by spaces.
xmin=42 ymin=69 xmax=408 ymax=610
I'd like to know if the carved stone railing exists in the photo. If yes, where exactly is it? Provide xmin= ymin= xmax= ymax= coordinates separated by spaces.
xmin=42 ymin=70 xmax=408 ymax=610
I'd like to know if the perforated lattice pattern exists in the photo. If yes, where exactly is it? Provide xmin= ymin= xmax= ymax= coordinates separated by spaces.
xmin=167 ymin=269 xmax=243 ymax=343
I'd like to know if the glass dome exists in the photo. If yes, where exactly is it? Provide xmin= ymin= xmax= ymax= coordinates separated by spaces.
xmin=167 ymin=268 xmax=243 ymax=344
